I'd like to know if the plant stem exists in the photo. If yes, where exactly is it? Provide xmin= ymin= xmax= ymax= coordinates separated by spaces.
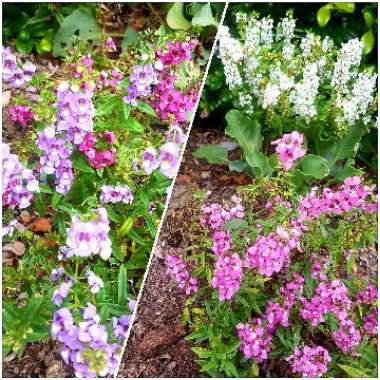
xmin=147 ymin=4 xmax=166 ymax=26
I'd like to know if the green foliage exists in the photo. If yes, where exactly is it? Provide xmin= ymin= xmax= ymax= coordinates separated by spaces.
xmin=53 ymin=8 xmax=100 ymax=57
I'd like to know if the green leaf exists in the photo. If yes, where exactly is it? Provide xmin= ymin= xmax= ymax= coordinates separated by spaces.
xmin=118 ymin=217 xmax=134 ymax=237
xmin=51 ymin=192 xmax=62 ymax=208
xmin=117 ymin=265 xmax=128 ymax=305
xmin=192 ymin=347 xmax=211 ymax=359
xmin=96 ymin=94 xmax=117 ymax=116
xmin=72 ymin=155 xmax=94 ymax=173
xmin=15 ymin=38 xmax=34 ymax=54
xmin=363 ymin=10 xmax=375 ymax=28
xmin=38 ymin=183 xmax=52 ymax=194
xmin=122 ymin=116 xmax=144 ymax=133
xmin=245 ymin=151 xmax=268 ymax=174
xmin=53 ymin=9 xmax=100 ymax=57
xmin=250 ymin=360 xmax=259 ymax=377
xmin=136 ymin=100 xmax=156 ymax=117
xmin=317 ymin=5 xmax=332 ymax=28
xmin=121 ymin=26 xmax=139 ymax=51
xmin=127 ymin=230 xmax=146 ymax=246
xmin=225 ymin=218 xmax=245 ymax=231
xmin=34 ymin=193 xmax=45 ymax=217
xmin=327 ymin=123 xmax=367 ymax=167
xmin=166 ymin=3 xmax=192 ymax=30
xmin=193 ymin=145 xmax=229 ymax=164
xmin=191 ymin=3 xmax=217 ymax=27
xmin=225 ymin=110 xmax=263 ymax=153
xmin=298 ymin=154 xmax=329 ymax=179
xmin=361 ymin=29 xmax=375 ymax=55
xmin=123 ymin=103 xmax=131 ymax=120
xmin=333 ymin=2 xmax=355 ymax=13
xmin=228 ymin=160 xmax=247 ymax=173
xmin=339 ymin=364 xmax=368 ymax=377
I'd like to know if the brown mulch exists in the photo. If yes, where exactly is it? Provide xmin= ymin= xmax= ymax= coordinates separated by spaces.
xmin=117 ymin=122 xmax=252 ymax=377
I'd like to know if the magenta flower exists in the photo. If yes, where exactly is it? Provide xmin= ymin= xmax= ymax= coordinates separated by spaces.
xmin=9 ymin=105 xmax=34 ymax=127
xmin=271 ymin=131 xmax=305 ymax=170
xmin=332 ymin=319 xmax=361 ymax=354
xmin=106 ymin=37 xmax=117 ymax=52
xmin=287 ymin=345 xmax=331 ymax=377
xmin=211 ymin=253 xmax=243 ymax=301
xmin=236 ymin=319 xmax=272 ymax=363
xmin=166 ymin=254 xmax=198 ymax=295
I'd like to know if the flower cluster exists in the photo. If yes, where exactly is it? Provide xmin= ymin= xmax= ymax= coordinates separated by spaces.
xmin=53 ymin=280 xmax=73 ymax=306
xmin=200 ymin=195 xmax=245 ymax=230
xmin=363 ymin=309 xmax=378 ymax=336
xmin=2 ymin=47 xmax=36 ymax=88
xmin=300 ymin=280 xmax=352 ymax=326
xmin=9 ymin=105 xmax=34 ymax=127
xmin=332 ymin=319 xmax=361 ymax=354
xmin=166 ymin=254 xmax=198 ymax=295
xmin=211 ymin=253 xmax=243 ymax=301
xmin=211 ymin=230 xmax=232 ymax=256
xmin=59 ymin=208 xmax=112 ymax=261
xmin=79 ymin=132 xmax=116 ymax=169
xmin=264 ymin=301 xmax=289 ymax=333
xmin=141 ymin=142 xmax=180 ymax=179
xmin=218 ymin=14 xmax=377 ymax=130
xmin=236 ymin=319 xmax=272 ymax=363
xmin=299 ymin=176 xmax=377 ymax=219
xmin=56 ymin=82 xmax=95 ymax=146
xmin=356 ymin=283 xmax=377 ymax=304
xmin=2 ymin=143 xmax=39 ymax=209
xmin=37 ymin=126 xmax=74 ymax=194
xmin=287 ymin=345 xmax=331 ymax=378
xmin=124 ymin=64 xmax=155 ymax=106
xmin=51 ymin=305 xmax=120 ymax=377
xmin=112 ymin=300 xmax=136 ymax=340
xmin=245 ymin=226 xmax=301 ymax=277
xmin=271 ymin=131 xmax=305 ymax=170
xmin=100 ymin=184 xmax=133 ymax=204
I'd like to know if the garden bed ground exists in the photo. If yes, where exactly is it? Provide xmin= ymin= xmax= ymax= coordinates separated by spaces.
xmin=118 ymin=121 xmax=252 ymax=377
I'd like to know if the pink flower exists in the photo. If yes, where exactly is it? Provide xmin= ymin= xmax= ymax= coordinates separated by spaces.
xmin=166 ymin=254 xmax=198 ymax=295
xmin=9 ymin=105 xmax=34 ymax=127
xmin=271 ymin=131 xmax=305 ymax=170
xmin=106 ymin=37 xmax=117 ymax=52
xmin=332 ymin=319 xmax=361 ymax=354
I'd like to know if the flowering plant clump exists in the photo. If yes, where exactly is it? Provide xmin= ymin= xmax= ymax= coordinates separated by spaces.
xmin=2 ymin=6 xmax=210 ymax=374
xmin=195 ymin=7 xmax=378 ymax=192
xmin=166 ymin=173 xmax=377 ymax=377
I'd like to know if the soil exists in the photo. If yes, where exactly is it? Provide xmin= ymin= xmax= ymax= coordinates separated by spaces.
xmin=117 ymin=123 xmax=252 ymax=377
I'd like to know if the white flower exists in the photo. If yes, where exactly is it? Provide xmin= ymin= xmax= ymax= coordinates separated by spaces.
xmin=263 ymin=83 xmax=281 ymax=109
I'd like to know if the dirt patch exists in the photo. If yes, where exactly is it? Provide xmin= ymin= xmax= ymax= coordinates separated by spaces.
xmin=2 ymin=342 xmax=73 ymax=378
xmin=118 ymin=124 xmax=252 ymax=377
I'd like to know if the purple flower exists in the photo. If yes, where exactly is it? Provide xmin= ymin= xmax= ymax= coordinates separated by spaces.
xmin=264 ymin=301 xmax=289 ymax=333
xmin=2 ymin=219 xmax=18 ymax=237
xmin=100 ymin=184 xmax=133 ymax=204
xmin=166 ymin=254 xmax=198 ymax=295
xmin=159 ymin=142 xmax=180 ymax=178
xmin=112 ymin=314 xmax=132 ymax=340
xmin=236 ymin=319 xmax=272 ymax=363
xmin=51 ymin=267 xmax=66 ymax=282
xmin=141 ymin=147 xmax=160 ymax=175
xmin=363 ymin=308 xmax=377 ymax=336
xmin=124 ymin=64 xmax=155 ymax=105
xmin=60 ymin=208 xmax=112 ymax=260
xmin=21 ymin=61 xmax=36 ymax=82
xmin=287 ymin=345 xmax=331 ymax=377
xmin=53 ymin=280 xmax=73 ymax=306
xmin=86 ymin=270 xmax=104 ymax=294
xmin=357 ymin=283 xmax=377 ymax=304
xmin=167 ymin=126 xmax=185 ymax=145
xmin=2 ymin=143 xmax=39 ymax=209
xmin=211 ymin=253 xmax=243 ymax=301
xmin=332 ymin=319 xmax=361 ymax=354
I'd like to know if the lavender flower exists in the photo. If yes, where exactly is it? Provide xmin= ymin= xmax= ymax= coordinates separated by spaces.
xmin=141 ymin=147 xmax=160 ymax=175
xmin=51 ymin=267 xmax=66 ymax=282
xmin=86 ymin=270 xmax=104 ymax=294
xmin=124 ymin=64 xmax=155 ymax=106
xmin=53 ymin=280 xmax=73 ymax=306
xmin=60 ymin=208 xmax=112 ymax=261
xmin=159 ymin=142 xmax=180 ymax=178
xmin=2 ymin=143 xmax=39 ymax=209
xmin=100 ymin=184 xmax=134 ymax=204
xmin=2 ymin=219 xmax=18 ymax=237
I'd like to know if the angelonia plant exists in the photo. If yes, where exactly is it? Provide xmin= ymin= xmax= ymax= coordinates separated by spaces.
xmin=2 ymin=25 xmax=202 ymax=375
xmin=196 ymin=10 xmax=378 ymax=189
xmin=166 ymin=175 xmax=378 ymax=377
